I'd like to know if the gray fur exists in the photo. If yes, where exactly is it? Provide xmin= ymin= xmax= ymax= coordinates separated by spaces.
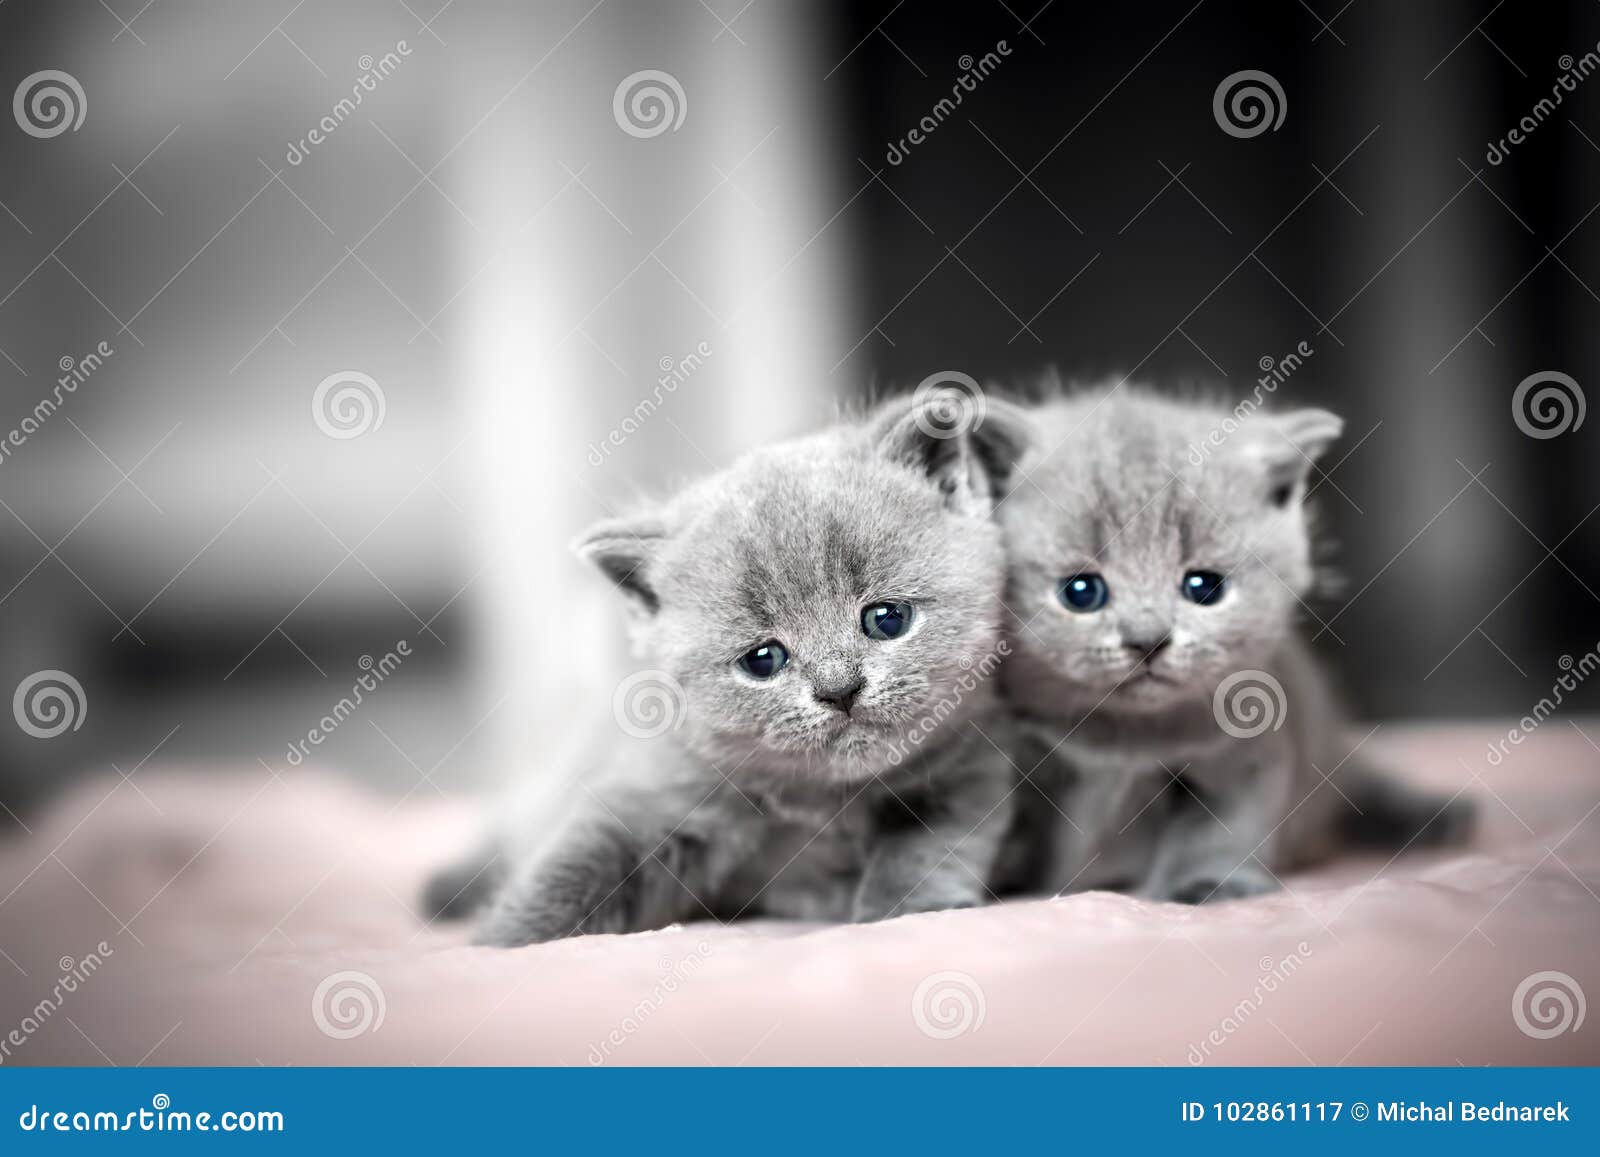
xmin=996 ymin=384 xmax=1474 ymax=903
xmin=433 ymin=394 xmax=1029 ymax=945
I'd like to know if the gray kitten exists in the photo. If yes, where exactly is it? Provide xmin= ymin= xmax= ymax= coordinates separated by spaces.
xmin=996 ymin=385 xmax=1473 ymax=903
xmin=426 ymin=394 xmax=1029 ymax=945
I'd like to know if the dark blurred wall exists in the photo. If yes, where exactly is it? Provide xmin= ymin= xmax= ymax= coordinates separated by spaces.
xmin=833 ymin=0 xmax=1600 ymax=721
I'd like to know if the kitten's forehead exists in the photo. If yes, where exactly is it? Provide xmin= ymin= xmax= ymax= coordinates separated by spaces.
xmin=662 ymin=451 xmax=947 ymax=622
xmin=1012 ymin=393 xmax=1257 ymax=559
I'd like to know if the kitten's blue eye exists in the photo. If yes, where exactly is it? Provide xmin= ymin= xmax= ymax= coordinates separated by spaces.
xmin=737 ymin=641 xmax=789 ymax=679
xmin=862 ymin=601 xmax=915 ymax=640
xmin=1182 ymin=570 xmax=1228 ymax=606
xmin=1057 ymin=573 xmax=1108 ymax=612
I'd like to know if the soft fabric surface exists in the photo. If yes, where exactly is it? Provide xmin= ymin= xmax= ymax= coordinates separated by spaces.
xmin=1 ymin=722 xmax=1596 ymax=1066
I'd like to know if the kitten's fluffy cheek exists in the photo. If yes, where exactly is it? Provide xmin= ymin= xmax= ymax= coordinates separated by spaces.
xmin=1174 ymin=604 xmax=1279 ymax=686
xmin=1063 ymin=623 xmax=1126 ymax=681
xmin=863 ymin=667 xmax=934 ymax=723
xmin=680 ymin=674 xmax=784 ymax=739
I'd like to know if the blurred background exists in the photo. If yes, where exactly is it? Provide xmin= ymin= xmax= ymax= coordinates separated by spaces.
xmin=1 ymin=0 xmax=1596 ymax=821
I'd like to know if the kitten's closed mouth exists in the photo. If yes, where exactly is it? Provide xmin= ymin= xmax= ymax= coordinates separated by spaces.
xmin=1119 ymin=667 xmax=1176 ymax=688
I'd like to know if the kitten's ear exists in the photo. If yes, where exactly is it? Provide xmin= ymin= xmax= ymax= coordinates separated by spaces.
xmin=873 ymin=390 xmax=1034 ymax=516
xmin=573 ymin=514 xmax=669 ymax=613
xmin=1240 ymin=408 xmax=1344 ymax=507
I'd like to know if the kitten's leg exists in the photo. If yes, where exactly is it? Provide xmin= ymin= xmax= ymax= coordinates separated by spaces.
xmin=473 ymin=818 xmax=712 ymax=947
xmin=1141 ymin=754 xmax=1290 ymax=904
xmin=851 ymin=755 xmax=1014 ymax=921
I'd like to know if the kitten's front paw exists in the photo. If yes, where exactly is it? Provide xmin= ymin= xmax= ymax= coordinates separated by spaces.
xmin=471 ymin=908 xmax=572 ymax=948
xmin=471 ymin=889 xmax=593 ymax=947
xmin=1166 ymin=871 xmax=1276 ymax=905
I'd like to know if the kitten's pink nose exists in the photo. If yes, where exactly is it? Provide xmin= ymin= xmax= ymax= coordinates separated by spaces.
xmin=814 ymin=677 xmax=866 ymax=714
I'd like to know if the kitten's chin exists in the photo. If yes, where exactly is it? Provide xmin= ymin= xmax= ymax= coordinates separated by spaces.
xmin=775 ymin=722 xmax=903 ymax=783
xmin=1108 ymin=670 xmax=1190 ymax=709
xmin=1047 ymin=668 xmax=1194 ymax=716
xmin=819 ymin=724 xmax=909 ymax=781
xmin=696 ymin=723 xmax=901 ymax=784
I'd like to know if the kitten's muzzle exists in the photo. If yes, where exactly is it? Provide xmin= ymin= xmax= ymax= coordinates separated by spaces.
xmin=812 ymin=675 xmax=866 ymax=715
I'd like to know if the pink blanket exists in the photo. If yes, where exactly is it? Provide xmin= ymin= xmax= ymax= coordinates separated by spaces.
xmin=2 ymin=722 xmax=1596 ymax=1066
